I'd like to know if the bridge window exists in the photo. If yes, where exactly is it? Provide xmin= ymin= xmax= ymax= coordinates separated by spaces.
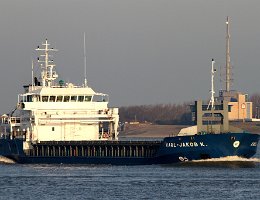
xmin=64 ymin=96 xmax=70 ymax=102
xmin=32 ymin=95 xmax=40 ymax=102
xmin=78 ymin=96 xmax=84 ymax=102
xmin=42 ymin=96 xmax=49 ymax=102
xmin=71 ymin=96 xmax=77 ymax=102
xmin=26 ymin=95 xmax=32 ymax=102
xmin=84 ymin=96 xmax=92 ymax=102
xmin=49 ymin=96 xmax=56 ymax=102
xmin=37 ymin=95 xmax=93 ymax=102
xmin=56 ymin=96 xmax=63 ymax=102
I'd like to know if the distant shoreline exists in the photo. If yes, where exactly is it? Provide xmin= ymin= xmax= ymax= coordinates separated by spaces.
xmin=119 ymin=122 xmax=260 ymax=138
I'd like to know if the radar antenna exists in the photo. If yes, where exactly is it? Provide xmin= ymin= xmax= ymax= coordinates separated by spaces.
xmin=36 ymin=39 xmax=58 ymax=87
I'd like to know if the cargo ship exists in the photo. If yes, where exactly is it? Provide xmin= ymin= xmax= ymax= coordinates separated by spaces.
xmin=0 ymin=17 xmax=259 ymax=164
xmin=0 ymin=38 xmax=258 ymax=165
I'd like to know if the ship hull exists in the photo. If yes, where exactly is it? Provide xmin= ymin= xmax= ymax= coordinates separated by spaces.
xmin=155 ymin=132 xmax=259 ymax=164
xmin=0 ymin=132 xmax=259 ymax=165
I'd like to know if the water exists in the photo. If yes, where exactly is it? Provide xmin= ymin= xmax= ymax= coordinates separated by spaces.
xmin=0 ymin=147 xmax=259 ymax=200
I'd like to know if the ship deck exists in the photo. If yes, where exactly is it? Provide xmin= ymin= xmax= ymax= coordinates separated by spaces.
xmin=27 ymin=140 xmax=162 ymax=158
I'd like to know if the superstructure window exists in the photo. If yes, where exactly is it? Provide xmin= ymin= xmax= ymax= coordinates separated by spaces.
xmin=64 ymin=96 xmax=70 ymax=102
xmin=78 ymin=96 xmax=84 ymax=102
xmin=84 ymin=96 xmax=92 ymax=102
xmin=56 ymin=96 xmax=63 ymax=102
xmin=52 ymin=127 xmax=55 ymax=131
xmin=42 ymin=96 xmax=49 ymax=102
xmin=26 ymin=95 xmax=32 ymax=102
xmin=49 ymin=96 xmax=56 ymax=102
xmin=32 ymin=95 xmax=40 ymax=102
xmin=70 ymin=96 xmax=77 ymax=102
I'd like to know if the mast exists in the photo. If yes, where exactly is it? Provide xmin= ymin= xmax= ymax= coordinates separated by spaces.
xmin=84 ymin=32 xmax=88 ymax=87
xmin=225 ymin=16 xmax=231 ymax=92
xmin=208 ymin=59 xmax=216 ymax=110
xmin=31 ymin=60 xmax=34 ymax=88
xmin=36 ymin=39 xmax=58 ymax=87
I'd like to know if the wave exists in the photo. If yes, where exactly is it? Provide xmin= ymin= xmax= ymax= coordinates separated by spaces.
xmin=192 ymin=156 xmax=260 ymax=163
xmin=0 ymin=156 xmax=16 ymax=164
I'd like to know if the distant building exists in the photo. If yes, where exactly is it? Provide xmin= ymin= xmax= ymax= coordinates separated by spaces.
xmin=190 ymin=100 xmax=229 ymax=134
xmin=218 ymin=90 xmax=252 ymax=121
xmin=183 ymin=99 xmax=243 ymax=136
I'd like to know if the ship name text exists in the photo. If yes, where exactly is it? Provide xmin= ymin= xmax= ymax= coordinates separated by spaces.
xmin=165 ymin=141 xmax=207 ymax=148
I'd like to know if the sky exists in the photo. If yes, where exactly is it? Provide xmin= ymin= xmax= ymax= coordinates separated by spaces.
xmin=0 ymin=0 xmax=260 ymax=113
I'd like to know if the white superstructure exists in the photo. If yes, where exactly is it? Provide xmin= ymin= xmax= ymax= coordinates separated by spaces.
xmin=0 ymin=40 xmax=119 ymax=146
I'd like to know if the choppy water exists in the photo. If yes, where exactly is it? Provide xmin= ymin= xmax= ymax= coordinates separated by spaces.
xmin=0 ymin=146 xmax=259 ymax=200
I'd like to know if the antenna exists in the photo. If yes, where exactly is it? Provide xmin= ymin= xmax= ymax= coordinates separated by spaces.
xmin=225 ymin=16 xmax=231 ymax=92
xmin=84 ymin=32 xmax=88 ymax=87
xmin=207 ymin=59 xmax=216 ymax=110
xmin=31 ymin=60 xmax=34 ymax=88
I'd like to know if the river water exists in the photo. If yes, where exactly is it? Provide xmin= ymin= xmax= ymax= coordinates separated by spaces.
xmin=0 ymin=146 xmax=259 ymax=200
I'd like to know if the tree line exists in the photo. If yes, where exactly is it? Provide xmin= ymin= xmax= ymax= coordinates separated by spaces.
xmin=119 ymin=93 xmax=260 ymax=124
xmin=119 ymin=102 xmax=192 ymax=125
